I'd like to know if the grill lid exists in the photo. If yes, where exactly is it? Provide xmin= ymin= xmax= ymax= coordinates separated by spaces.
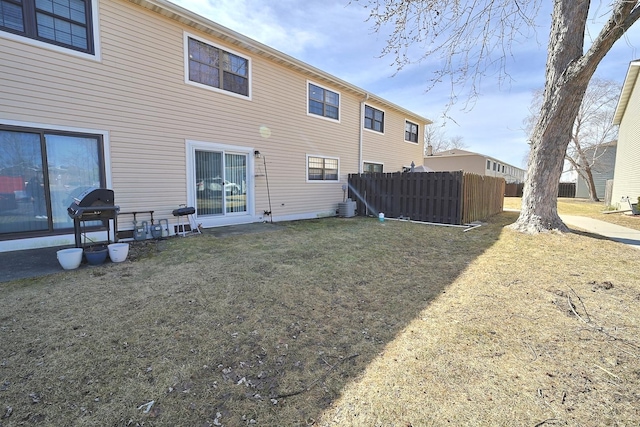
xmin=72 ymin=188 xmax=115 ymax=207
xmin=67 ymin=188 xmax=118 ymax=219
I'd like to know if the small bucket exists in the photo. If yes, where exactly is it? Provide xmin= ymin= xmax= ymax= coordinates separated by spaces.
xmin=378 ymin=212 xmax=385 ymax=222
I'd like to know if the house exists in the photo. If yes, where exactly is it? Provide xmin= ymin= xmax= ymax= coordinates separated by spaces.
xmin=0 ymin=0 xmax=430 ymax=252
xmin=611 ymin=59 xmax=640 ymax=208
xmin=574 ymin=141 xmax=617 ymax=200
xmin=423 ymin=149 xmax=525 ymax=183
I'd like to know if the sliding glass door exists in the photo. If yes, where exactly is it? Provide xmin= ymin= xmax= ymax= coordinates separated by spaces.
xmin=195 ymin=149 xmax=247 ymax=216
xmin=0 ymin=127 xmax=103 ymax=237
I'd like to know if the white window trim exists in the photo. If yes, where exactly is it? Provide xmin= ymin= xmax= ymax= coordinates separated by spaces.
xmin=184 ymin=32 xmax=252 ymax=101
xmin=363 ymin=160 xmax=384 ymax=172
xmin=363 ymin=104 xmax=386 ymax=135
xmin=306 ymin=154 xmax=340 ymax=183
xmin=404 ymin=119 xmax=420 ymax=144
xmin=0 ymin=0 xmax=101 ymax=61
xmin=185 ymin=140 xmax=256 ymax=225
xmin=0 ymin=119 xmax=111 ymax=252
xmin=306 ymin=80 xmax=341 ymax=123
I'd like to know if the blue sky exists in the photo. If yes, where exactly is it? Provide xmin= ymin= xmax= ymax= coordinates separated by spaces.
xmin=171 ymin=0 xmax=640 ymax=169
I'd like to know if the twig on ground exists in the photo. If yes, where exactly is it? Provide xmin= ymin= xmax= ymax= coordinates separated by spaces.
xmin=534 ymin=418 xmax=563 ymax=427
xmin=568 ymin=287 xmax=591 ymax=322
xmin=566 ymin=289 xmax=640 ymax=356
xmin=594 ymin=364 xmax=620 ymax=380
xmin=272 ymin=354 xmax=359 ymax=399
xmin=523 ymin=340 xmax=538 ymax=362
xmin=615 ymin=345 xmax=639 ymax=358
xmin=567 ymin=295 xmax=589 ymax=324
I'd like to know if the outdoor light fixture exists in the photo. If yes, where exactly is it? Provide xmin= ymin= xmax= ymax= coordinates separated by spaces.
xmin=254 ymin=150 xmax=261 ymax=158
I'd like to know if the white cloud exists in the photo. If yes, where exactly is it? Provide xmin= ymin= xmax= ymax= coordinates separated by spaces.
xmin=166 ymin=0 xmax=637 ymax=172
xmin=170 ymin=0 xmax=327 ymax=54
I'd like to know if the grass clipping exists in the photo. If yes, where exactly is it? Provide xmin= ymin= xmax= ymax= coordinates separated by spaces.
xmin=1 ymin=214 xmax=639 ymax=426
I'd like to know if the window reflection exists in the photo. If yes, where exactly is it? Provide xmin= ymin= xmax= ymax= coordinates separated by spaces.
xmin=0 ymin=128 xmax=102 ymax=236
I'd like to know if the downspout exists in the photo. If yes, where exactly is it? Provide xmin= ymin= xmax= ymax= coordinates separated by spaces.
xmin=358 ymin=93 xmax=369 ymax=173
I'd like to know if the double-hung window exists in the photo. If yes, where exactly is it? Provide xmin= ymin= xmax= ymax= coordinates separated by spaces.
xmin=308 ymin=83 xmax=339 ymax=120
xmin=364 ymin=106 xmax=384 ymax=133
xmin=405 ymin=120 xmax=419 ymax=143
xmin=187 ymin=36 xmax=250 ymax=97
xmin=307 ymin=156 xmax=339 ymax=181
xmin=0 ymin=0 xmax=94 ymax=53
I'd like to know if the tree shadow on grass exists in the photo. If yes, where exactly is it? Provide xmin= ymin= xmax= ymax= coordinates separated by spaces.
xmin=0 ymin=215 xmax=509 ymax=426
xmin=568 ymin=227 xmax=640 ymax=247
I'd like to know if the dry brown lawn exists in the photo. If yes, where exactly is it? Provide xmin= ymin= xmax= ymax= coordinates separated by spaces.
xmin=1 ymin=214 xmax=639 ymax=426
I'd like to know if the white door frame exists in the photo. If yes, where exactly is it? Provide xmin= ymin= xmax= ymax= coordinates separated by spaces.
xmin=185 ymin=140 xmax=257 ymax=227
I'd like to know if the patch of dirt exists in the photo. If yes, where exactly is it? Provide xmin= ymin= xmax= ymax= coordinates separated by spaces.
xmin=589 ymin=280 xmax=614 ymax=291
xmin=125 ymin=239 xmax=168 ymax=261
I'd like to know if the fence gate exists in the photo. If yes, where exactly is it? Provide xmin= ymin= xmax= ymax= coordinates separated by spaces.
xmin=348 ymin=171 xmax=463 ymax=225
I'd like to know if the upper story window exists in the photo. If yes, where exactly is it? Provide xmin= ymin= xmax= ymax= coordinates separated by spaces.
xmin=364 ymin=106 xmax=384 ymax=133
xmin=405 ymin=120 xmax=419 ymax=143
xmin=307 ymin=155 xmax=339 ymax=182
xmin=0 ymin=0 xmax=93 ymax=53
xmin=308 ymin=82 xmax=339 ymax=121
xmin=487 ymin=160 xmax=491 ymax=170
xmin=187 ymin=36 xmax=250 ymax=97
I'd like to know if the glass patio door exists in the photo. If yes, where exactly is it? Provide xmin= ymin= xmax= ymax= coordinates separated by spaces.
xmin=195 ymin=150 xmax=247 ymax=216
xmin=0 ymin=128 xmax=102 ymax=237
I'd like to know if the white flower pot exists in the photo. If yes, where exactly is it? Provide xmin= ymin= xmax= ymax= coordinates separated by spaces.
xmin=108 ymin=243 xmax=129 ymax=263
xmin=57 ymin=248 xmax=83 ymax=270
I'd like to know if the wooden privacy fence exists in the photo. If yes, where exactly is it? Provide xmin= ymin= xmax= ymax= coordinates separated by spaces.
xmin=347 ymin=172 xmax=505 ymax=225
xmin=558 ymin=182 xmax=576 ymax=198
xmin=505 ymin=182 xmax=576 ymax=198
xmin=462 ymin=173 xmax=505 ymax=224
xmin=505 ymin=183 xmax=524 ymax=197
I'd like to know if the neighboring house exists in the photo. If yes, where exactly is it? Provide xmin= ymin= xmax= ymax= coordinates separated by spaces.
xmin=0 ymin=0 xmax=430 ymax=252
xmin=611 ymin=60 xmax=640 ymax=208
xmin=574 ymin=141 xmax=617 ymax=199
xmin=423 ymin=149 xmax=525 ymax=183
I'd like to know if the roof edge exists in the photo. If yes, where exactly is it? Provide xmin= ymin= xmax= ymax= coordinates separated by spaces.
xmin=127 ymin=0 xmax=432 ymax=125
xmin=613 ymin=59 xmax=640 ymax=125
xmin=423 ymin=150 xmax=526 ymax=171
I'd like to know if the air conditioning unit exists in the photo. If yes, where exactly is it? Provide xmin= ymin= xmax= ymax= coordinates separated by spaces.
xmin=338 ymin=199 xmax=357 ymax=218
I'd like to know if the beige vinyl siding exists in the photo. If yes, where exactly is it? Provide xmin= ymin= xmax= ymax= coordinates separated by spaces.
xmin=362 ymin=107 xmax=425 ymax=172
xmin=0 ymin=0 xmax=427 ymax=236
xmin=611 ymin=72 xmax=640 ymax=206
xmin=423 ymin=155 xmax=485 ymax=174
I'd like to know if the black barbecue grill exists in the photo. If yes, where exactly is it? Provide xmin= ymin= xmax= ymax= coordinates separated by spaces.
xmin=67 ymin=188 xmax=120 ymax=248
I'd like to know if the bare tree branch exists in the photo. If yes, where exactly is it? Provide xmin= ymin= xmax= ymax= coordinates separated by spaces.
xmin=525 ymin=78 xmax=620 ymax=201
xmin=355 ymin=0 xmax=640 ymax=232
xmin=354 ymin=0 xmax=543 ymax=110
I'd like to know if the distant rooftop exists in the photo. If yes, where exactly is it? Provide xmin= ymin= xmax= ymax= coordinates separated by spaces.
xmin=428 ymin=149 xmax=480 ymax=157
xmin=425 ymin=148 xmax=525 ymax=171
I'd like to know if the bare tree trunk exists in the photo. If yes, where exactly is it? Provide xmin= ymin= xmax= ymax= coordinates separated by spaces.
xmin=510 ymin=0 xmax=640 ymax=232
xmin=573 ymin=139 xmax=601 ymax=202
xmin=583 ymin=164 xmax=600 ymax=202
xmin=511 ymin=1 xmax=591 ymax=232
